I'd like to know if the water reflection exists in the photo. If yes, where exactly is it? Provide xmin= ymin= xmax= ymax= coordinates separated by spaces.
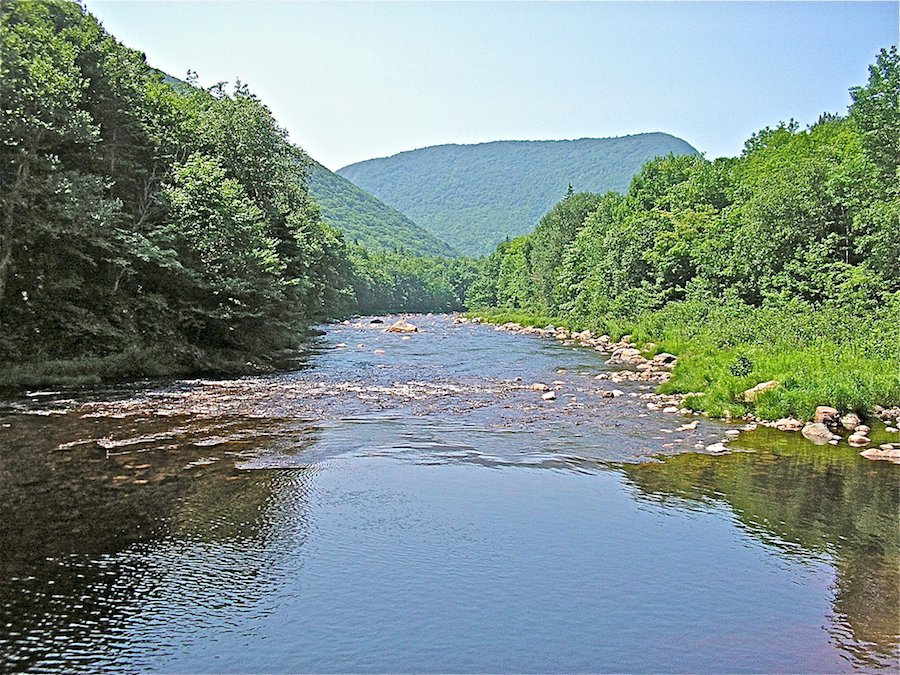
xmin=622 ymin=426 xmax=900 ymax=671
xmin=1 ymin=314 xmax=898 ymax=672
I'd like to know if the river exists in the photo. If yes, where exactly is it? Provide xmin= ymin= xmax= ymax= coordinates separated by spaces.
xmin=1 ymin=314 xmax=897 ymax=673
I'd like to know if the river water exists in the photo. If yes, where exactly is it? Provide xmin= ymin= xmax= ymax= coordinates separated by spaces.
xmin=1 ymin=314 xmax=897 ymax=673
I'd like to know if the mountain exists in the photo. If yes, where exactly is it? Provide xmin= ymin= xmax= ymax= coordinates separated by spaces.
xmin=307 ymin=160 xmax=457 ymax=257
xmin=338 ymin=133 xmax=700 ymax=256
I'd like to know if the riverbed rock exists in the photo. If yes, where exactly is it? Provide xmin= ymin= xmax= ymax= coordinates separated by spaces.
xmin=651 ymin=352 xmax=677 ymax=366
xmin=531 ymin=383 xmax=550 ymax=391
xmin=676 ymin=420 xmax=699 ymax=432
xmin=848 ymin=433 xmax=870 ymax=446
xmin=886 ymin=427 xmax=899 ymax=434
xmin=707 ymin=442 xmax=729 ymax=454
xmin=840 ymin=413 xmax=862 ymax=430
xmin=802 ymin=422 xmax=837 ymax=444
xmin=386 ymin=320 xmax=418 ymax=333
xmin=854 ymin=424 xmax=871 ymax=434
xmin=860 ymin=447 xmax=900 ymax=463
xmin=725 ymin=429 xmax=741 ymax=438
xmin=814 ymin=406 xmax=840 ymax=428
xmin=775 ymin=417 xmax=803 ymax=432
xmin=742 ymin=380 xmax=779 ymax=403
xmin=541 ymin=391 xmax=557 ymax=401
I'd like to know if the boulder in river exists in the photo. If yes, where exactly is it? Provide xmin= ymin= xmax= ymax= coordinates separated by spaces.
xmin=775 ymin=417 xmax=803 ymax=432
xmin=814 ymin=406 xmax=840 ymax=428
xmin=802 ymin=422 xmax=837 ymax=444
xmin=386 ymin=320 xmax=418 ymax=333
xmin=531 ymin=383 xmax=550 ymax=391
xmin=541 ymin=391 xmax=557 ymax=401
xmin=840 ymin=413 xmax=862 ymax=430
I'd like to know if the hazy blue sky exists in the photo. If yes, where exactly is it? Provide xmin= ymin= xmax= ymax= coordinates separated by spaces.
xmin=83 ymin=1 xmax=898 ymax=171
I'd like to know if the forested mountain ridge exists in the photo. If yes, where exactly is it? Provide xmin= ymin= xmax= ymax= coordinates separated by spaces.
xmin=306 ymin=161 xmax=457 ymax=257
xmin=338 ymin=134 xmax=699 ymax=256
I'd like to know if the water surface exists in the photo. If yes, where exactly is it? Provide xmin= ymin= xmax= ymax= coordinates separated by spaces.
xmin=1 ymin=314 xmax=897 ymax=672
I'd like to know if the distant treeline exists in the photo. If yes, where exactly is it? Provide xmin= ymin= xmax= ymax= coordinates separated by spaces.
xmin=0 ymin=1 xmax=471 ymax=381
xmin=469 ymin=47 xmax=899 ymax=418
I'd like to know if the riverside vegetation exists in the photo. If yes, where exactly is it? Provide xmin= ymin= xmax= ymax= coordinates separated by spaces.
xmin=467 ymin=47 xmax=900 ymax=423
xmin=0 ymin=0 xmax=472 ymax=387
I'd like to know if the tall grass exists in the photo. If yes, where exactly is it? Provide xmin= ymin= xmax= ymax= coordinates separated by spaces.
xmin=471 ymin=296 xmax=900 ymax=421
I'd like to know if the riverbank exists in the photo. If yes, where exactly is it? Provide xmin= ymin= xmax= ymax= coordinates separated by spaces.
xmin=466 ymin=300 xmax=900 ymax=425
xmin=0 ymin=337 xmax=323 ymax=391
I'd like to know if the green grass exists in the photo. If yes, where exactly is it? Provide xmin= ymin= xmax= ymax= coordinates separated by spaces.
xmin=470 ymin=297 xmax=900 ymax=421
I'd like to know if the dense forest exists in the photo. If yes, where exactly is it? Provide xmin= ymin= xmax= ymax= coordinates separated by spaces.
xmin=469 ymin=47 xmax=899 ymax=420
xmin=306 ymin=160 xmax=458 ymax=258
xmin=0 ymin=0 xmax=471 ymax=385
xmin=338 ymin=134 xmax=699 ymax=256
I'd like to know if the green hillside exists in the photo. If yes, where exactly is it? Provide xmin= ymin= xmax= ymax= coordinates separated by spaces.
xmin=307 ymin=161 xmax=457 ymax=257
xmin=338 ymin=134 xmax=699 ymax=256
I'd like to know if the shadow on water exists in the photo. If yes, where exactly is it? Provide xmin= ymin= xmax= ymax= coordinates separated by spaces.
xmin=621 ymin=426 xmax=900 ymax=671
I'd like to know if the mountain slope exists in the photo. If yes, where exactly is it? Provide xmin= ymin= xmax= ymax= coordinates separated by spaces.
xmin=338 ymin=133 xmax=699 ymax=256
xmin=307 ymin=160 xmax=457 ymax=257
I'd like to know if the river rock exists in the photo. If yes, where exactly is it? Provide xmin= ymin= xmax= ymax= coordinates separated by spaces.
xmin=531 ymin=383 xmax=550 ymax=391
xmin=370 ymin=318 xmax=384 ymax=324
xmin=335 ymin=343 xmax=348 ymax=348
xmin=886 ymin=426 xmax=899 ymax=434
xmin=651 ymin=352 xmax=677 ymax=367
xmin=814 ymin=406 xmax=840 ymax=428
xmin=386 ymin=320 xmax=418 ymax=333
xmin=854 ymin=424 xmax=870 ymax=434
xmin=775 ymin=417 xmax=803 ymax=432
xmin=707 ymin=442 xmax=729 ymax=454
xmin=725 ymin=429 xmax=741 ymax=438
xmin=742 ymin=380 xmax=779 ymax=403
xmin=541 ymin=391 xmax=557 ymax=401
xmin=848 ymin=433 xmax=870 ymax=446
xmin=840 ymin=413 xmax=862 ymax=430
xmin=676 ymin=420 xmax=699 ymax=432
xmin=860 ymin=447 xmax=900 ymax=463
xmin=802 ymin=422 xmax=837 ymax=444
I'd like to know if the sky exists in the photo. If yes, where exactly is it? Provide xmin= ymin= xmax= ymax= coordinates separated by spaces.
xmin=83 ymin=1 xmax=899 ymax=172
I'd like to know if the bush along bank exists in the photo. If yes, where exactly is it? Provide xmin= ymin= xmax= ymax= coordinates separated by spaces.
xmin=463 ymin=302 xmax=900 ymax=462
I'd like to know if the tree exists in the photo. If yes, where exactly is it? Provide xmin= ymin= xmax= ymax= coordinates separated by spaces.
xmin=850 ymin=46 xmax=900 ymax=183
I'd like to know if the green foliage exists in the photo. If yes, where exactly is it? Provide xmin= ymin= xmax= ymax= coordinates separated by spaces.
xmin=469 ymin=47 xmax=900 ymax=418
xmin=0 ymin=1 xmax=356 ymax=373
xmin=349 ymin=248 xmax=480 ymax=315
xmin=338 ymin=135 xmax=700 ymax=256
xmin=307 ymin=160 xmax=457 ymax=257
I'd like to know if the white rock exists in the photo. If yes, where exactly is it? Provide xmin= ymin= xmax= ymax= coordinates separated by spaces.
xmin=542 ymin=391 xmax=557 ymax=401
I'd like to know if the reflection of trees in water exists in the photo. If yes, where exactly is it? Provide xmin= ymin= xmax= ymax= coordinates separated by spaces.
xmin=621 ymin=428 xmax=900 ymax=671
xmin=0 ymin=410 xmax=321 ymax=672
